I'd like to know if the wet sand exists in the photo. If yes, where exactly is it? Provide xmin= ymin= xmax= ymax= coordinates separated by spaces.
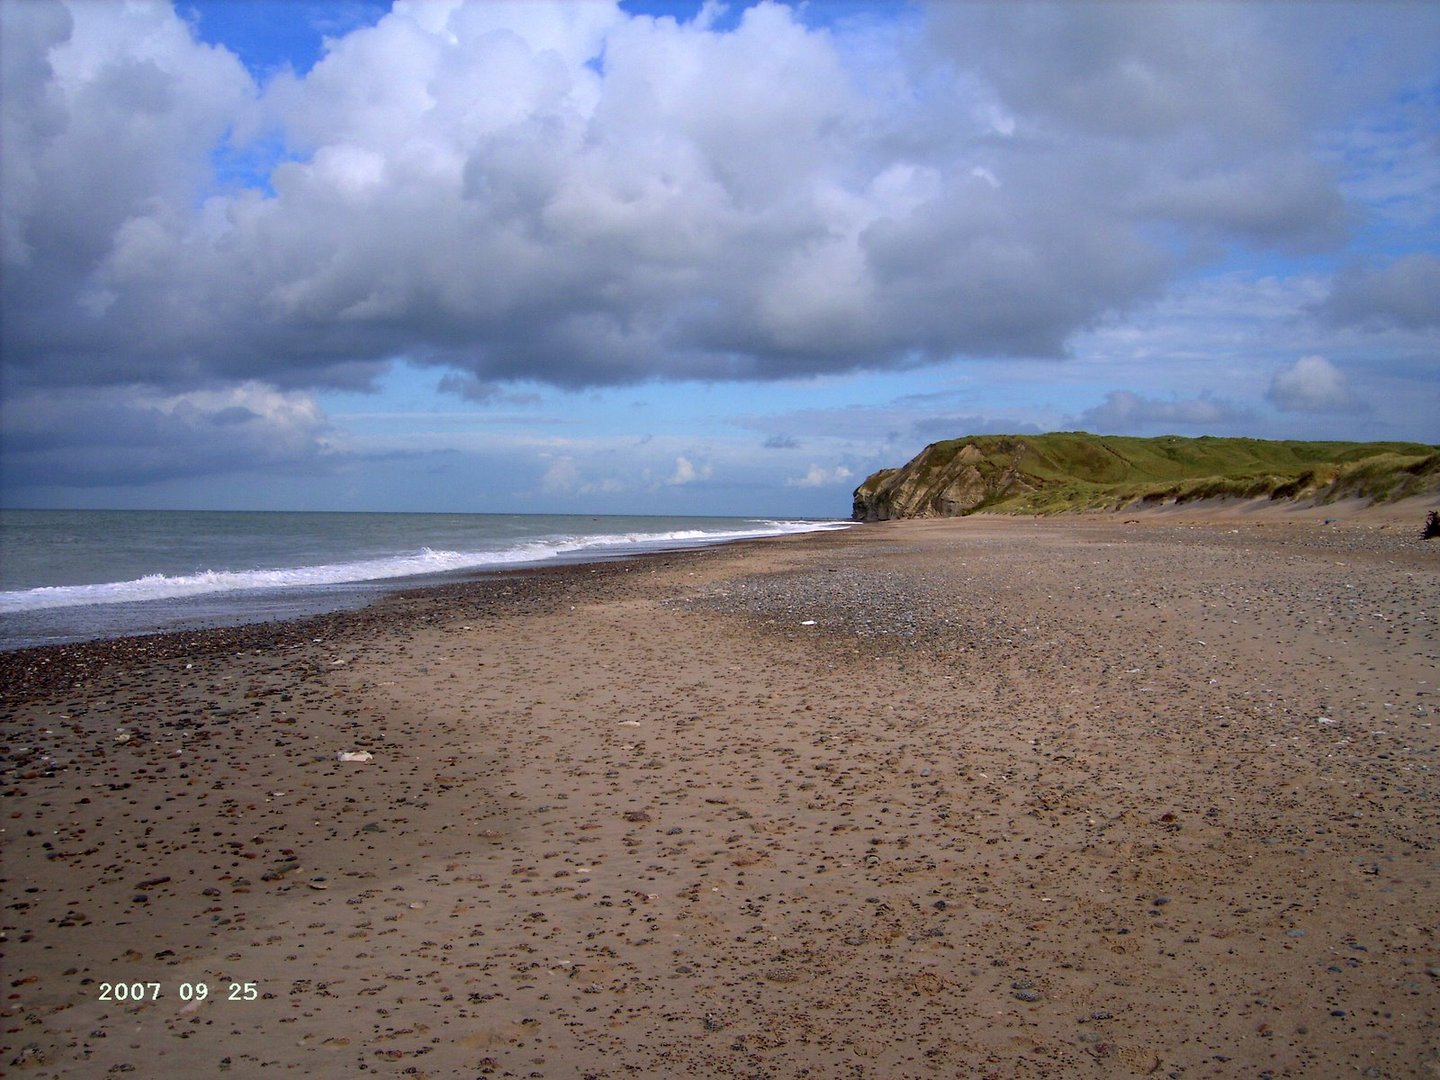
xmin=3 ymin=507 xmax=1437 ymax=1078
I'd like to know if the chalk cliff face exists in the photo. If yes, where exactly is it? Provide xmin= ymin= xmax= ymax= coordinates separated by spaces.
xmin=851 ymin=433 xmax=1440 ymax=521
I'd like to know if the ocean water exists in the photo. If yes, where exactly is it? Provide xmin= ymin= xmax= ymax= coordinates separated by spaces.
xmin=0 ymin=510 xmax=849 ymax=650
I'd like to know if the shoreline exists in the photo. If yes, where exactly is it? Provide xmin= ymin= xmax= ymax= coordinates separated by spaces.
xmin=5 ymin=490 xmax=1432 ymax=667
xmin=0 ymin=533 xmax=817 ymax=701
xmin=2 ymin=514 xmax=1436 ymax=1077
xmin=0 ymin=513 xmax=853 ymax=656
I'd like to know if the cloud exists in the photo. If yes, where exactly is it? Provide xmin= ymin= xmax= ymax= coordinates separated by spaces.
xmin=926 ymin=4 xmax=1294 ymax=141
xmin=1320 ymin=255 xmax=1440 ymax=330
xmin=667 ymin=455 xmax=712 ymax=486
xmin=735 ymin=404 xmax=923 ymax=443
xmin=920 ymin=3 xmax=1395 ymax=257
xmin=1266 ymin=355 xmax=1363 ymax=414
xmin=539 ymin=454 xmax=625 ymax=496
xmin=786 ymin=464 xmax=854 ymax=488
xmin=4 ymin=0 xmax=1436 ymax=499
xmin=926 ymin=2 xmax=1439 ymax=140
xmin=736 ymin=403 xmax=1043 ymax=446
xmin=909 ymin=414 xmax=1044 ymax=440
xmin=6 ymin=0 xmax=1416 ymax=402
xmin=1076 ymin=391 xmax=1253 ymax=433
xmin=436 ymin=371 xmax=542 ymax=405
xmin=1137 ymin=152 xmax=1346 ymax=253
xmin=0 ymin=381 xmax=336 ymax=489
xmin=539 ymin=455 xmax=584 ymax=495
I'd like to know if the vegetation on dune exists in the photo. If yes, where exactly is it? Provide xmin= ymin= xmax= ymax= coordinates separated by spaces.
xmin=852 ymin=432 xmax=1440 ymax=520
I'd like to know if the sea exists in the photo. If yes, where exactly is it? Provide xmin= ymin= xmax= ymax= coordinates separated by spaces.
xmin=0 ymin=510 xmax=850 ymax=651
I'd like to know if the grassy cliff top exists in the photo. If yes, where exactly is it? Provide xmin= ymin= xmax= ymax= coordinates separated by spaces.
xmin=853 ymin=432 xmax=1440 ymax=518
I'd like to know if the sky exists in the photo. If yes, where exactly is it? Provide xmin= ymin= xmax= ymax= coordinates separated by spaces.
xmin=1 ymin=0 xmax=1437 ymax=518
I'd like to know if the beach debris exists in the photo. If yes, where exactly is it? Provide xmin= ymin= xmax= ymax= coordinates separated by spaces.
xmin=800 ymin=619 xmax=817 ymax=625
xmin=113 ymin=729 xmax=132 ymax=744
xmin=10 ymin=1043 xmax=45 ymax=1067
xmin=1012 ymin=980 xmax=1043 ymax=1002
xmin=337 ymin=751 xmax=374 ymax=762
xmin=764 ymin=966 xmax=804 ymax=984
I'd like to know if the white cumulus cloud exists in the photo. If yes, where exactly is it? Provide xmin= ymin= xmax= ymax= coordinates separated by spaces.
xmin=667 ymin=456 xmax=712 ymax=486
xmin=3 ymin=0 xmax=1436 ymax=497
xmin=9 ymin=0 xmax=1425 ymax=399
xmin=1266 ymin=355 xmax=1363 ymax=414
xmin=787 ymin=464 xmax=854 ymax=488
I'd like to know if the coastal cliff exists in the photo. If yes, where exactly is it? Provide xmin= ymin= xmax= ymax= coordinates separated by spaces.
xmin=852 ymin=432 xmax=1440 ymax=521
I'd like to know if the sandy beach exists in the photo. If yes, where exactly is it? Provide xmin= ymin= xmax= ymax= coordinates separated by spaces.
xmin=3 ymin=507 xmax=1437 ymax=1078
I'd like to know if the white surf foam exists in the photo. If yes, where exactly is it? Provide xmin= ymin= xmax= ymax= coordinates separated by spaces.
xmin=0 ymin=519 xmax=849 ymax=613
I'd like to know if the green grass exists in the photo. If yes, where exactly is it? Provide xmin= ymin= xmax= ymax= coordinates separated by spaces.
xmin=856 ymin=433 xmax=1440 ymax=517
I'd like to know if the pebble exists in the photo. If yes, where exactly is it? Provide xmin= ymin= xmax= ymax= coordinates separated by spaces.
xmin=1 ymin=514 xmax=1433 ymax=1080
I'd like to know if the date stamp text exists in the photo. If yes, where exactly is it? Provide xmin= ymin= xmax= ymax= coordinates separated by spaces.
xmin=98 ymin=981 xmax=259 ymax=1003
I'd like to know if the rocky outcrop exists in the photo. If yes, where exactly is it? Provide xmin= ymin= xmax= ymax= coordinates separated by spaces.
xmin=852 ymin=438 xmax=1036 ymax=521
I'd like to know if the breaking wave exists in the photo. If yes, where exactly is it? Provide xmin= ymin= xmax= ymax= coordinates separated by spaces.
xmin=0 ymin=519 xmax=848 ymax=613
